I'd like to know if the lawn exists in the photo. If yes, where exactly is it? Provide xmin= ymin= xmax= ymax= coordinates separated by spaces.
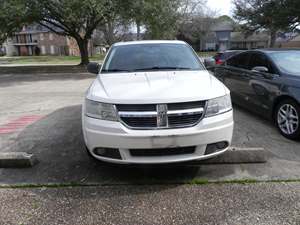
xmin=0 ymin=55 xmax=105 ymax=65
xmin=197 ymin=52 xmax=216 ymax=58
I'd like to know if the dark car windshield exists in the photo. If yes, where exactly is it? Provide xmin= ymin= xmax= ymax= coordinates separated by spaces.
xmin=101 ymin=43 xmax=204 ymax=73
xmin=269 ymin=51 xmax=300 ymax=76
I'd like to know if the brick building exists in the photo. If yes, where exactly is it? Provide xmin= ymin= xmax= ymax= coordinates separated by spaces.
xmin=4 ymin=24 xmax=91 ymax=57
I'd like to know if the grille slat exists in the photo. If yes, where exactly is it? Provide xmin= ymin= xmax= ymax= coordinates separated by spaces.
xmin=117 ymin=104 xmax=156 ymax=111
xmin=168 ymin=101 xmax=206 ymax=110
xmin=122 ymin=117 xmax=157 ymax=127
xmin=130 ymin=147 xmax=196 ymax=157
xmin=116 ymin=101 xmax=206 ymax=129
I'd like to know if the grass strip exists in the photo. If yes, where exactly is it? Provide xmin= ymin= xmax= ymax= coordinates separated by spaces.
xmin=0 ymin=179 xmax=300 ymax=189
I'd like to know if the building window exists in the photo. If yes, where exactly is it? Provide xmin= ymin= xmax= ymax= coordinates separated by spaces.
xmin=41 ymin=45 xmax=46 ymax=55
xmin=40 ymin=33 xmax=44 ymax=41
xmin=50 ymin=45 xmax=55 ymax=54
xmin=49 ymin=33 xmax=53 ymax=41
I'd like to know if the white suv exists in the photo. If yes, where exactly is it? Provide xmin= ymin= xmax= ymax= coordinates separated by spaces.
xmin=83 ymin=40 xmax=233 ymax=164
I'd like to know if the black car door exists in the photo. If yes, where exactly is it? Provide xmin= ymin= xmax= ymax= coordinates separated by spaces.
xmin=246 ymin=52 xmax=280 ymax=115
xmin=215 ymin=52 xmax=252 ymax=106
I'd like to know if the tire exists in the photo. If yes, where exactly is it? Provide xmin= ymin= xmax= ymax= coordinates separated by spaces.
xmin=275 ymin=99 xmax=300 ymax=140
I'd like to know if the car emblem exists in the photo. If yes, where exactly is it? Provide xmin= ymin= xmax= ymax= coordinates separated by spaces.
xmin=157 ymin=104 xmax=168 ymax=127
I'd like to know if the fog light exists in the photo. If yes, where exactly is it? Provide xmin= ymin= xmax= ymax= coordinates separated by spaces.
xmin=205 ymin=141 xmax=229 ymax=155
xmin=216 ymin=141 xmax=228 ymax=149
xmin=93 ymin=148 xmax=122 ymax=159
xmin=94 ymin=148 xmax=106 ymax=155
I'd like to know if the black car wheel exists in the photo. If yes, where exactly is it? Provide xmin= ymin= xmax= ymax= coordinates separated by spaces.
xmin=275 ymin=99 xmax=300 ymax=140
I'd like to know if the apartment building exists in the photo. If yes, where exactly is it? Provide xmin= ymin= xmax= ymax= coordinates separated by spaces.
xmin=4 ymin=24 xmax=82 ymax=56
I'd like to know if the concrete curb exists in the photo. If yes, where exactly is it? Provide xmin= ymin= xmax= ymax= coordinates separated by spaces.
xmin=0 ymin=65 xmax=87 ymax=74
xmin=0 ymin=152 xmax=38 ymax=168
xmin=0 ymin=148 xmax=268 ymax=168
xmin=200 ymin=147 xmax=270 ymax=164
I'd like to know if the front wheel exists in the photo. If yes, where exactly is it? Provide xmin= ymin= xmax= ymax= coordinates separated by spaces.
xmin=275 ymin=99 xmax=300 ymax=140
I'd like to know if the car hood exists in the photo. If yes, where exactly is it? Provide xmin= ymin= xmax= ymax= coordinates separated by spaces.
xmin=87 ymin=70 xmax=229 ymax=104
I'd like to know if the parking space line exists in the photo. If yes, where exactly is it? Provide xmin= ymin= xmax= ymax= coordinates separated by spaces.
xmin=0 ymin=115 xmax=43 ymax=134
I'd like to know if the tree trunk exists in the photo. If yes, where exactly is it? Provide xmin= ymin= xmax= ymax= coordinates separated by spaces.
xmin=136 ymin=20 xmax=141 ymax=40
xmin=106 ymin=22 xmax=115 ymax=45
xmin=269 ymin=30 xmax=277 ymax=48
xmin=77 ymin=38 xmax=89 ymax=65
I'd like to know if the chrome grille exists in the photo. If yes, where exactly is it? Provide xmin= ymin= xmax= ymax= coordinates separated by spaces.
xmin=116 ymin=101 xmax=206 ymax=129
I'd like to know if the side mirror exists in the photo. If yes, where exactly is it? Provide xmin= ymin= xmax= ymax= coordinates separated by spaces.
xmin=252 ymin=66 xmax=274 ymax=79
xmin=251 ymin=66 xmax=269 ymax=73
xmin=204 ymin=58 xmax=216 ymax=70
xmin=87 ymin=62 xmax=101 ymax=74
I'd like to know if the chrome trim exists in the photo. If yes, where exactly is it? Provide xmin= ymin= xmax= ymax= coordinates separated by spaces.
xmin=117 ymin=102 xmax=208 ymax=130
xmin=118 ymin=111 xmax=157 ymax=117
xmin=118 ymin=108 xmax=204 ymax=118
xmin=167 ymin=108 xmax=204 ymax=116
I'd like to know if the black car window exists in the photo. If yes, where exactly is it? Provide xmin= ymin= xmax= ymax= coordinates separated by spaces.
xmin=269 ymin=51 xmax=300 ymax=76
xmin=220 ymin=52 xmax=235 ymax=60
xmin=227 ymin=53 xmax=250 ymax=70
xmin=249 ymin=53 xmax=273 ymax=73
xmin=226 ymin=55 xmax=237 ymax=66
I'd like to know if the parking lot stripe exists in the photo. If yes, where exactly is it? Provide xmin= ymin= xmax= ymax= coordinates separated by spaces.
xmin=0 ymin=115 xmax=43 ymax=134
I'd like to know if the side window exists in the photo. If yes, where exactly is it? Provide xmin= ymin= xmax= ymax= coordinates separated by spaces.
xmin=249 ymin=53 xmax=273 ymax=73
xmin=226 ymin=55 xmax=238 ymax=67
xmin=227 ymin=53 xmax=250 ymax=70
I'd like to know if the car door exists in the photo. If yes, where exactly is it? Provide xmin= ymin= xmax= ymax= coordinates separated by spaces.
xmin=215 ymin=52 xmax=252 ymax=106
xmin=246 ymin=52 xmax=280 ymax=115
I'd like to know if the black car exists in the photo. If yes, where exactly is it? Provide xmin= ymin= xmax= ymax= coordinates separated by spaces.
xmin=213 ymin=50 xmax=243 ymax=65
xmin=204 ymin=50 xmax=243 ymax=71
xmin=214 ymin=49 xmax=300 ymax=140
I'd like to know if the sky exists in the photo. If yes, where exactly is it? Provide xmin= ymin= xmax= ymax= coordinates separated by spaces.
xmin=206 ymin=0 xmax=233 ymax=16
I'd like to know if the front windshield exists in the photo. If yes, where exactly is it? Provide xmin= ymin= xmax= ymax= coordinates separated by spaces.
xmin=269 ymin=51 xmax=300 ymax=76
xmin=101 ymin=43 xmax=204 ymax=73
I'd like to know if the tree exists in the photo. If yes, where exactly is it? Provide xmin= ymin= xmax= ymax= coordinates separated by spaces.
xmin=176 ymin=0 xmax=216 ymax=50
xmin=217 ymin=15 xmax=235 ymax=23
xmin=177 ymin=15 xmax=216 ymax=50
xmin=0 ymin=0 xmax=27 ymax=44
xmin=127 ymin=1 xmax=146 ymax=40
xmin=143 ymin=0 xmax=182 ymax=39
xmin=97 ymin=7 xmax=131 ymax=46
xmin=119 ymin=0 xmax=182 ymax=40
xmin=115 ymin=0 xmax=144 ymax=40
xmin=233 ymin=0 xmax=283 ymax=47
xmin=274 ymin=0 xmax=300 ymax=30
xmin=98 ymin=17 xmax=131 ymax=45
xmin=26 ymin=0 xmax=116 ymax=65
xmin=178 ymin=0 xmax=207 ymax=24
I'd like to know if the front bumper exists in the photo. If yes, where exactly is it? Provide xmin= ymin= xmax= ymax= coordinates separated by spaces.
xmin=82 ymin=110 xmax=234 ymax=164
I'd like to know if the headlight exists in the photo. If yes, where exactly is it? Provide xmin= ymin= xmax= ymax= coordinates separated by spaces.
xmin=85 ymin=99 xmax=118 ymax=121
xmin=205 ymin=94 xmax=232 ymax=117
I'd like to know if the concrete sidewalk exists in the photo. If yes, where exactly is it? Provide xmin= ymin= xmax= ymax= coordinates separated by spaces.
xmin=0 ymin=183 xmax=299 ymax=225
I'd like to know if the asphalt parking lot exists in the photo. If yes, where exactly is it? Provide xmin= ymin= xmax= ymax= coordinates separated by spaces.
xmin=0 ymin=72 xmax=300 ymax=225
xmin=0 ymin=72 xmax=300 ymax=185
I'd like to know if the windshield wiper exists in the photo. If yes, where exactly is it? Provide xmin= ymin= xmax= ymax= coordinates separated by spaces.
xmin=102 ymin=69 xmax=131 ymax=73
xmin=134 ymin=66 xmax=193 ymax=71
